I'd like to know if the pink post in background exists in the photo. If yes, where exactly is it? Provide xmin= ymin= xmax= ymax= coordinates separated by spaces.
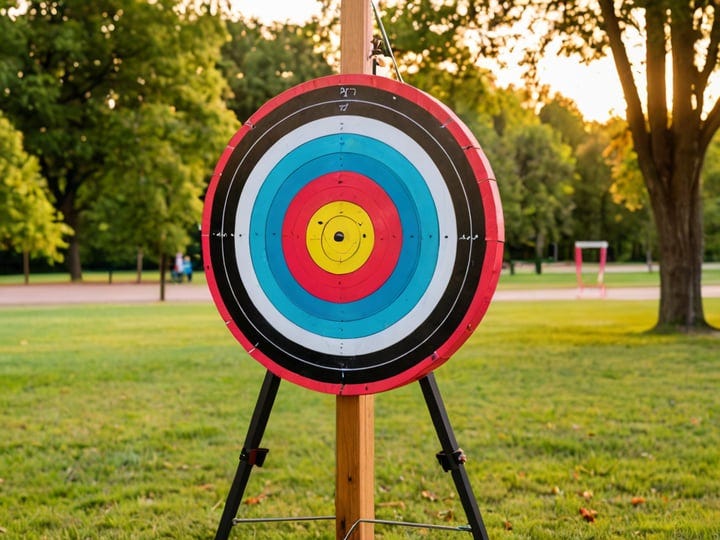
xmin=574 ymin=246 xmax=583 ymax=293
xmin=574 ymin=241 xmax=609 ymax=298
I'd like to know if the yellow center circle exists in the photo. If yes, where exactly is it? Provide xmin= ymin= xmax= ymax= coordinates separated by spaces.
xmin=306 ymin=201 xmax=375 ymax=274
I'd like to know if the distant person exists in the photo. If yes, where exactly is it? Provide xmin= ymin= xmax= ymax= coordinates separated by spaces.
xmin=173 ymin=252 xmax=184 ymax=283
xmin=183 ymin=256 xmax=193 ymax=282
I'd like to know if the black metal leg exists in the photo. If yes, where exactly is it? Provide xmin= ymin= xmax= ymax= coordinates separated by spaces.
xmin=419 ymin=373 xmax=489 ymax=540
xmin=215 ymin=371 xmax=281 ymax=540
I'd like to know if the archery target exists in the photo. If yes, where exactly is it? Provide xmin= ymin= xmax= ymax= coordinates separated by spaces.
xmin=202 ymin=74 xmax=504 ymax=395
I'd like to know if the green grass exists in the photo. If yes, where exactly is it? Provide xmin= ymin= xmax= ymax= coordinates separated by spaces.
xmin=1 ymin=300 xmax=719 ymax=538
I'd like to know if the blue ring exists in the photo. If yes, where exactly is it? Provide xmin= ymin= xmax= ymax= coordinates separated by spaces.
xmin=248 ymin=134 xmax=439 ymax=339
xmin=265 ymin=153 xmax=420 ymax=320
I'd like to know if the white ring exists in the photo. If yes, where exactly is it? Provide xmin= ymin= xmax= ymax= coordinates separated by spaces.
xmin=228 ymin=113 xmax=458 ymax=358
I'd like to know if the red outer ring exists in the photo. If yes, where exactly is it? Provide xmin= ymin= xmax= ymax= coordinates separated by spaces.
xmin=403 ymin=111 xmax=504 ymax=379
xmin=202 ymin=74 xmax=504 ymax=395
xmin=282 ymin=172 xmax=401 ymax=303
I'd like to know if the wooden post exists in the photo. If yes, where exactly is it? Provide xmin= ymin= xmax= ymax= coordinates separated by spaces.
xmin=336 ymin=392 xmax=374 ymax=539
xmin=340 ymin=0 xmax=373 ymax=74
xmin=337 ymin=4 xmax=374 ymax=539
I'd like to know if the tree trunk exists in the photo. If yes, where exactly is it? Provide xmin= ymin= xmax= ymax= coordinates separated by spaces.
xmin=23 ymin=250 xmax=30 ymax=285
xmin=159 ymin=252 xmax=167 ymax=302
xmin=61 ymin=197 xmax=83 ymax=282
xmin=136 ymin=248 xmax=144 ymax=283
xmin=534 ymin=232 xmax=545 ymax=275
xmin=649 ymin=166 xmax=712 ymax=332
xmin=67 ymin=236 xmax=83 ymax=282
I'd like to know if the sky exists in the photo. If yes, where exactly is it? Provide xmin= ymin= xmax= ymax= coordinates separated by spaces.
xmin=230 ymin=0 xmax=625 ymax=122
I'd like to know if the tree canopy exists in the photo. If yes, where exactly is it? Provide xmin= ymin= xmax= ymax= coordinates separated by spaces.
xmin=0 ymin=111 xmax=70 ymax=282
xmin=220 ymin=18 xmax=333 ymax=122
xmin=0 ymin=0 xmax=237 ymax=282
xmin=372 ymin=0 xmax=720 ymax=330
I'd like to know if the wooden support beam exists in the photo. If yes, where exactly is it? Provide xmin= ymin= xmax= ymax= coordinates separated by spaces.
xmin=340 ymin=0 xmax=373 ymax=75
xmin=337 ymin=4 xmax=374 ymax=539
xmin=336 ymin=393 xmax=375 ymax=539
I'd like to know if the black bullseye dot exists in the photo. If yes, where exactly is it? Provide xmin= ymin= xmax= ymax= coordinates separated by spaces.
xmin=334 ymin=231 xmax=345 ymax=242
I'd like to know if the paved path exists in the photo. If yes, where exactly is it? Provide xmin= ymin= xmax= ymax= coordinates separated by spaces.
xmin=1 ymin=281 xmax=719 ymax=306
xmin=0 ymin=282 xmax=210 ymax=306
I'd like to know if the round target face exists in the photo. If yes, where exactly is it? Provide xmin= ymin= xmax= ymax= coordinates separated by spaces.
xmin=202 ymin=74 xmax=504 ymax=395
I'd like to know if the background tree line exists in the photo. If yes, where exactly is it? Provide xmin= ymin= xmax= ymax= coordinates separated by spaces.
xmin=1 ymin=0 xmax=719 ymax=321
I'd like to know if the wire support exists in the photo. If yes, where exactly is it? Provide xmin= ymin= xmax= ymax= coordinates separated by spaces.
xmin=233 ymin=516 xmax=335 ymax=525
xmin=343 ymin=518 xmax=472 ymax=539
xmin=233 ymin=515 xmax=335 ymax=525
xmin=371 ymin=0 xmax=404 ymax=83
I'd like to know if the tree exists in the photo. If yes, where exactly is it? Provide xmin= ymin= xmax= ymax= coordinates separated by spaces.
xmin=701 ymin=134 xmax=720 ymax=261
xmin=0 ymin=111 xmax=71 ymax=283
xmin=539 ymin=94 xmax=588 ymax=149
xmin=376 ymin=1 xmax=578 ymax=270
xmin=504 ymin=122 xmax=576 ymax=271
xmin=370 ymin=0 xmax=719 ymax=330
xmin=0 ymin=0 xmax=235 ymax=281
xmin=220 ymin=18 xmax=333 ymax=122
xmin=85 ymin=10 xmax=238 ymax=297
xmin=539 ymin=96 xmax=652 ymax=263
xmin=463 ymin=0 xmax=718 ymax=331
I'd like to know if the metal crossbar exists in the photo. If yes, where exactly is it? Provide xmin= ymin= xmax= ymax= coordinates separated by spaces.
xmin=232 ymin=515 xmax=472 ymax=538
xmin=344 ymin=518 xmax=473 ymax=539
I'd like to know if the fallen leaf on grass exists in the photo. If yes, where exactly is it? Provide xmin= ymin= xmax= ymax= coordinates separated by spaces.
xmin=579 ymin=490 xmax=593 ymax=500
xmin=504 ymin=520 xmax=513 ymax=531
xmin=631 ymin=496 xmax=646 ymax=506
xmin=436 ymin=509 xmax=454 ymax=521
xmin=421 ymin=490 xmax=438 ymax=501
xmin=0 ymin=525 xmax=7 ymax=534
xmin=244 ymin=492 xmax=268 ymax=505
xmin=580 ymin=507 xmax=598 ymax=522
xmin=196 ymin=483 xmax=214 ymax=491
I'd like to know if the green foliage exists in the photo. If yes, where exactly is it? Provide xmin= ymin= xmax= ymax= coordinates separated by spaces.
xmin=220 ymin=18 xmax=333 ymax=122
xmin=85 ymin=8 xmax=239 ymax=266
xmin=0 ymin=299 xmax=718 ymax=538
xmin=539 ymin=98 xmax=654 ymax=261
xmin=377 ymin=2 xmax=577 ymax=264
xmin=377 ymin=0 xmax=717 ymax=325
xmin=384 ymin=0 xmax=477 ymax=76
xmin=0 ymin=111 xmax=71 ymax=263
xmin=539 ymin=97 xmax=587 ymax=148
xmin=502 ymin=122 xmax=576 ymax=261
xmin=0 ymin=0 xmax=237 ymax=276
xmin=602 ymin=118 xmax=648 ymax=213
xmin=702 ymin=135 xmax=720 ymax=261
xmin=474 ymin=0 xmax=720 ymax=327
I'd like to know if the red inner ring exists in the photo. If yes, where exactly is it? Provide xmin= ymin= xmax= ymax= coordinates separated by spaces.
xmin=282 ymin=171 xmax=402 ymax=303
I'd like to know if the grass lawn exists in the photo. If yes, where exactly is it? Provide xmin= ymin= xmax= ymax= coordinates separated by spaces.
xmin=1 ymin=299 xmax=719 ymax=538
